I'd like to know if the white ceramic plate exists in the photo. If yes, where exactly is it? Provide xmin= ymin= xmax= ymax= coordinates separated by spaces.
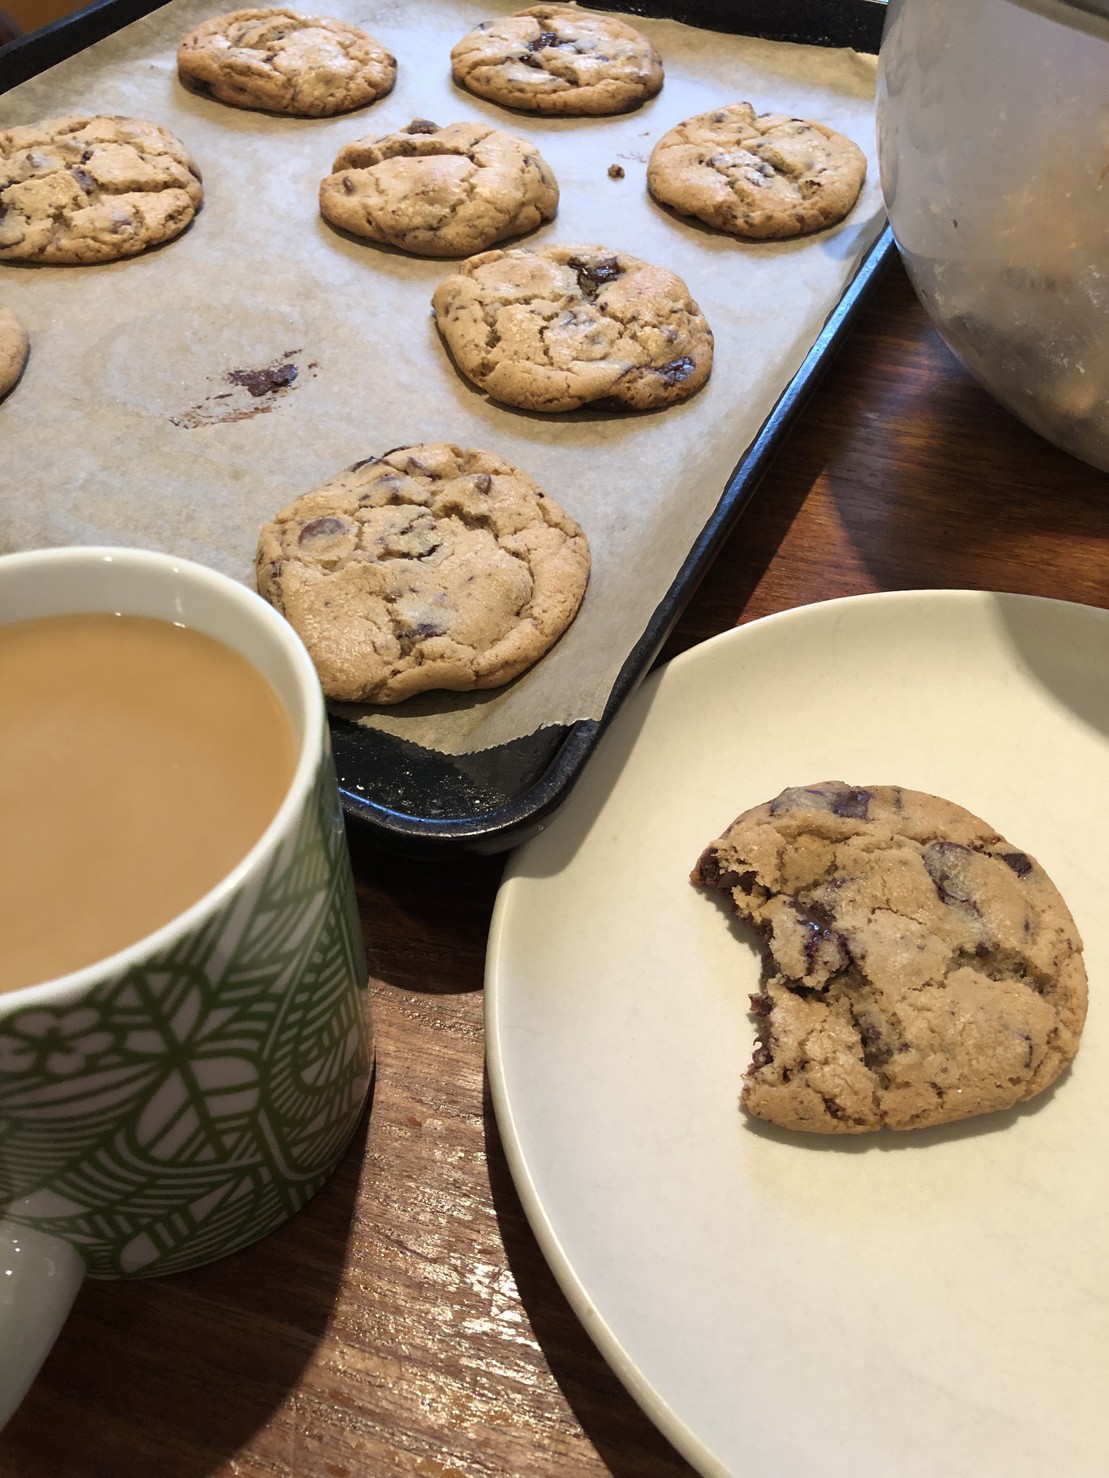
xmin=485 ymin=590 xmax=1109 ymax=1478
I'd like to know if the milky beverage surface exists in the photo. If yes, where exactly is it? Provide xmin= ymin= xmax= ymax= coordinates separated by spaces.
xmin=0 ymin=613 xmax=296 ymax=992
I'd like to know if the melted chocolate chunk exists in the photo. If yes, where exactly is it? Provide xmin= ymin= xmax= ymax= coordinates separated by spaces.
xmin=770 ymin=784 xmax=872 ymax=820
xmin=923 ymin=840 xmax=980 ymax=910
xmin=567 ymin=254 xmax=623 ymax=298
xmin=858 ymin=1016 xmax=893 ymax=1070
xmin=656 ymin=356 xmax=695 ymax=384
xmin=227 ymin=362 xmax=297 ymax=397
xmin=695 ymin=851 xmax=756 ymax=894
xmin=298 ymin=516 xmax=347 ymax=544
xmin=829 ymin=786 xmax=872 ymax=819
xmin=790 ymin=897 xmax=848 ymax=973
xmin=403 ymin=618 xmax=447 ymax=640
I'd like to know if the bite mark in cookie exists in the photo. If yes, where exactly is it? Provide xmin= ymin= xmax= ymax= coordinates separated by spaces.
xmin=648 ymin=103 xmax=866 ymax=240
xmin=431 ymin=243 xmax=713 ymax=412
xmin=691 ymin=782 xmax=1087 ymax=1133
xmin=256 ymin=443 xmax=590 ymax=703
xmin=451 ymin=5 xmax=663 ymax=116
xmin=319 ymin=119 xmax=558 ymax=257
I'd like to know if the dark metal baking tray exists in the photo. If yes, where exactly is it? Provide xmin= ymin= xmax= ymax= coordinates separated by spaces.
xmin=2 ymin=0 xmax=894 ymax=857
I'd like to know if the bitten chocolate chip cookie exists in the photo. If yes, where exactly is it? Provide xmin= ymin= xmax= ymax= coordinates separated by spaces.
xmin=451 ymin=5 xmax=663 ymax=116
xmin=0 ymin=307 xmax=28 ymax=399
xmin=692 ymin=782 xmax=1087 ymax=1134
xmin=0 ymin=115 xmax=202 ymax=264
xmin=256 ymin=443 xmax=590 ymax=703
xmin=648 ymin=103 xmax=866 ymax=240
xmin=177 ymin=8 xmax=396 ymax=117
xmin=319 ymin=119 xmax=558 ymax=257
xmin=431 ymin=243 xmax=713 ymax=412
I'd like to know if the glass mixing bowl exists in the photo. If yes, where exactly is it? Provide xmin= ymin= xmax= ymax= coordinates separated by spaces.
xmin=877 ymin=0 xmax=1109 ymax=471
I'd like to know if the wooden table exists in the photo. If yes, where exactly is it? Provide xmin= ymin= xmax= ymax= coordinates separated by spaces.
xmin=5 ymin=258 xmax=1108 ymax=1478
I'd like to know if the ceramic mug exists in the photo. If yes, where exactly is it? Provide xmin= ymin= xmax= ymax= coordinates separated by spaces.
xmin=0 ymin=547 xmax=373 ymax=1424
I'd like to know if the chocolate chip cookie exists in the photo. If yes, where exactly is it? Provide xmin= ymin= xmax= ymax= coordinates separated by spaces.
xmin=648 ymin=103 xmax=866 ymax=240
xmin=692 ymin=782 xmax=1087 ymax=1134
xmin=0 ymin=307 xmax=28 ymax=399
xmin=451 ymin=5 xmax=663 ymax=116
xmin=0 ymin=115 xmax=202 ymax=264
xmin=178 ymin=8 xmax=396 ymax=117
xmin=431 ymin=243 xmax=713 ymax=412
xmin=255 ymin=443 xmax=590 ymax=704
xmin=319 ymin=119 xmax=558 ymax=257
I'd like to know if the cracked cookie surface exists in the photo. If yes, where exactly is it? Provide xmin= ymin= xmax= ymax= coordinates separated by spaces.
xmin=256 ymin=443 xmax=590 ymax=704
xmin=648 ymin=103 xmax=866 ymax=240
xmin=0 ymin=115 xmax=202 ymax=264
xmin=319 ymin=119 xmax=558 ymax=257
xmin=691 ymin=782 xmax=1087 ymax=1134
xmin=451 ymin=5 xmax=663 ymax=117
xmin=0 ymin=307 xmax=28 ymax=398
xmin=431 ymin=242 xmax=713 ymax=412
xmin=178 ymin=8 xmax=396 ymax=117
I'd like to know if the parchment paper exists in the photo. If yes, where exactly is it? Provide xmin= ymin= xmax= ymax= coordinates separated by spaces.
xmin=0 ymin=0 xmax=883 ymax=753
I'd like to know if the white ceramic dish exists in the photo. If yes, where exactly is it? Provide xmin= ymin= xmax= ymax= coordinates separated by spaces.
xmin=486 ymin=590 xmax=1109 ymax=1478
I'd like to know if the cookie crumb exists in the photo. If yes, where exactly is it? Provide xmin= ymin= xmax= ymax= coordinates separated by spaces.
xmin=607 ymin=163 xmax=625 ymax=179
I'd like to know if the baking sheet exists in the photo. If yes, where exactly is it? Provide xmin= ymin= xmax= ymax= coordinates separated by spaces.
xmin=0 ymin=0 xmax=885 ymax=756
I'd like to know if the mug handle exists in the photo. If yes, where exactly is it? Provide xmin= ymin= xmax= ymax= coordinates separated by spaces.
xmin=0 ymin=1221 xmax=85 ymax=1427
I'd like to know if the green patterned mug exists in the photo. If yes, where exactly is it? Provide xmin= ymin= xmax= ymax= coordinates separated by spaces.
xmin=0 ymin=547 xmax=373 ymax=1424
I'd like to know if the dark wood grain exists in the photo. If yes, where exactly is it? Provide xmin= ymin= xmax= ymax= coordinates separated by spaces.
xmin=4 ymin=259 xmax=1107 ymax=1478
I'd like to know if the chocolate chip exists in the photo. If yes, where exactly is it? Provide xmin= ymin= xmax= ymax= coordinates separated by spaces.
xmin=405 ymin=119 xmax=440 ymax=134
xmin=923 ymin=841 xmax=980 ymax=910
xmin=298 ymin=516 xmax=347 ymax=543
xmin=695 ymin=852 xmax=755 ymax=894
xmin=790 ymin=897 xmax=848 ymax=973
xmin=858 ymin=1016 xmax=893 ymax=1069
xmin=473 ymin=474 xmax=492 ymax=495
xmin=997 ymin=850 xmax=1033 ymax=877
xmin=528 ymin=29 xmax=561 ymax=49
xmin=70 ymin=166 xmax=95 ymax=193
xmin=751 ymin=1044 xmax=773 ymax=1069
xmin=830 ymin=786 xmax=872 ymax=819
xmin=656 ymin=356 xmax=695 ymax=384
xmin=566 ymin=254 xmax=623 ymax=298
